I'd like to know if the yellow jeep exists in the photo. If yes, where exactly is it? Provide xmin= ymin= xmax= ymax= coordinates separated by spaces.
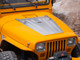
xmin=0 ymin=0 xmax=80 ymax=60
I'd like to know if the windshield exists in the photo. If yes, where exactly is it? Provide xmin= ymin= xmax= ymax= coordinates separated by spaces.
xmin=0 ymin=0 xmax=49 ymax=9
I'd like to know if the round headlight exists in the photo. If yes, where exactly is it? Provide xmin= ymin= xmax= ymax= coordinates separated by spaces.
xmin=36 ymin=43 xmax=46 ymax=52
xmin=67 ymin=37 xmax=76 ymax=47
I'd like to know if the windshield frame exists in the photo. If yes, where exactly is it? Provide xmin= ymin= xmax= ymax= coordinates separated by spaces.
xmin=0 ymin=0 xmax=50 ymax=9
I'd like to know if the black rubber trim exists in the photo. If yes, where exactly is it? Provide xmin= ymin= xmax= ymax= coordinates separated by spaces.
xmin=1 ymin=8 xmax=49 ymax=14
xmin=0 ymin=3 xmax=49 ymax=9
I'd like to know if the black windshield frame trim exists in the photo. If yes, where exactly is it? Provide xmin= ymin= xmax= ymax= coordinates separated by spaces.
xmin=1 ymin=8 xmax=49 ymax=14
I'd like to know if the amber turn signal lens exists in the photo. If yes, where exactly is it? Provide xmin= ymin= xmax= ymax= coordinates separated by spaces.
xmin=40 ymin=53 xmax=45 ymax=57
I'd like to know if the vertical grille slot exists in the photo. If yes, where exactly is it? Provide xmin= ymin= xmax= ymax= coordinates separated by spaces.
xmin=61 ymin=40 xmax=63 ymax=51
xmin=52 ymin=42 xmax=54 ymax=56
xmin=51 ymin=42 xmax=53 ymax=56
xmin=64 ymin=40 xmax=65 ymax=50
xmin=46 ymin=40 xmax=66 ymax=59
xmin=48 ymin=42 xmax=50 ymax=57
xmin=58 ymin=41 xmax=60 ymax=51
xmin=62 ymin=40 xmax=64 ymax=51
xmin=56 ymin=41 xmax=57 ymax=52
xmin=46 ymin=43 xmax=49 ymax=58
xmin=50 ymin=42 xmax=52 ymax=57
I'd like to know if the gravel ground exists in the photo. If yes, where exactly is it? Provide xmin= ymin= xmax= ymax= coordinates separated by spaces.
xmin=53 ymin=0 xmax=80 ymax=37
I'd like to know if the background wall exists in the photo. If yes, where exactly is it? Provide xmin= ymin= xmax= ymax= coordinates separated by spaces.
xmin=53 ymin=0 xmax=80 ymax=37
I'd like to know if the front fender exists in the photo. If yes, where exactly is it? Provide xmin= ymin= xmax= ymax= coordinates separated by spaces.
xmin=2 ymin=36 xmax=34 ymax=52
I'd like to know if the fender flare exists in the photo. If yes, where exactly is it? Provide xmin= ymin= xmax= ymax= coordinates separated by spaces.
xmin=1 ymin=37 xmax=34 ymax=52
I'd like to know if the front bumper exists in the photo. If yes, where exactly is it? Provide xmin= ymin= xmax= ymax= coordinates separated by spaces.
xmin=47 ymin=57 xmax=80 ymax=60
xmin=47 ymin=51 xmax=80 ymax=60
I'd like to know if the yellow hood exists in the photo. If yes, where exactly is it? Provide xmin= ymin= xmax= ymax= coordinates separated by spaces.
xmin=0 ymin=12 xmax=77 ymax=49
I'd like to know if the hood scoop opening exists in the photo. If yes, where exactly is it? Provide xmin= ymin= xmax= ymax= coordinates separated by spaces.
xmin=22 ymin=14 xmax=38 ymax=18
xmin=16 ymin=15 xmax=63 ymax=35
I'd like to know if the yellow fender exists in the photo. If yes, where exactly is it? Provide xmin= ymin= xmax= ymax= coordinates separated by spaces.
xmin=2 ymin=36 xmax=34 ymax=52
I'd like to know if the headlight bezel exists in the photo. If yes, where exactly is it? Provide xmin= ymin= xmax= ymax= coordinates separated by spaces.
xmin=36 ymin=42 xmax=46 ymax=52
xmin=67 ymin=37 xmax=76 ymax=47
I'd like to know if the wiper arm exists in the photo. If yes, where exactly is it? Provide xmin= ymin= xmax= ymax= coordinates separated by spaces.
xmin=4 ymin=1 xmax=16 ymax=10
xmin=35 ymin=0 xmax=38 ymax=8
xmin=0 ymin=0 xmax=16 ymax=10
xmin=0 ymin=0 xmax=5 ymax=9
xmin=27 ymin=0 xmax=38 ymax=8
xmin=27 ymin=1 xmax=34 ymax=6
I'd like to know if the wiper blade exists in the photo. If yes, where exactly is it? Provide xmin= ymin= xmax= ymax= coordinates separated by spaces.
xmin=4 ymin=0 xmax=16 ymax=10
xmin=35 ymin=0 xmax=38 ymax=8
xmin=0 ymin=0 xmax=4 ymax=9
xmin=0 ymin=0 xmax=16 ymax=10
xmin=27 ymin=1 xmax=38 ymax=8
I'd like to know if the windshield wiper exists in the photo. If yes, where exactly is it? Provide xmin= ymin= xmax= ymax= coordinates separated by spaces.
xmin=35 ymin=0 xmax=38 ymax=8
xmin=27 ymin=0 xmax=38 ymax=8
xmin=0 ymin=0 xmax=16 ymax=10
xmin=4 ymin=0 xmax=16 ymax=10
